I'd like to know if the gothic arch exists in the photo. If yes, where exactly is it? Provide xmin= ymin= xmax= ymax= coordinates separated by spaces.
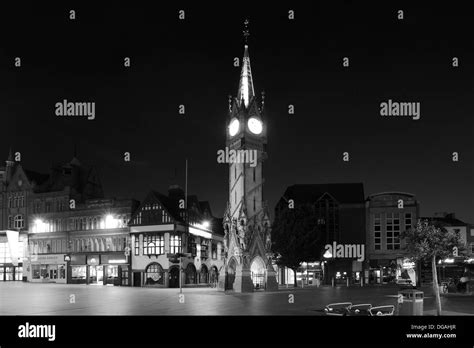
xmin=250 ymin=255 xmax=266 ymax=290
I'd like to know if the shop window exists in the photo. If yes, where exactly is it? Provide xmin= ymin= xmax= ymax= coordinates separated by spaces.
xmin=121 ymin=268 xmax=129 ymax=286
xmin=145 ymin=263 xmax=164 ymax=285
xmin=71 ymin=266 xmax=86 ymax=280
xmin=32 ymin=265 xmax=41 ymax=279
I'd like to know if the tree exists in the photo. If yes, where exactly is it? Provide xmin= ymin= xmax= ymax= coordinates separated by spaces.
xmin=401 ymin=219 xmax=464 ymax=315
xmin=271 ymin=203 xmax=324 ymax=287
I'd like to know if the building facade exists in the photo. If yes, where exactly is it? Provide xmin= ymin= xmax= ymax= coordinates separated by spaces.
xmin=365 ymin=192 xmax=420 ymax=285
xmin=274 ymin=183 xmax=366 ymax=286
xmin=0 ymin=149 xmax=49 ymax=281
xmin=22 ymin=155 xmax=137 ymax=285
xmin=129 ymin=186 xmax=224 ymax=288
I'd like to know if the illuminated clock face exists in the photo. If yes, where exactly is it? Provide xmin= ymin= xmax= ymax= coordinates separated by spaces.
xmin=229 ymin=118 xmax=240 ymax=136
xmin=248 ymin=117 xmax=263 ymax=135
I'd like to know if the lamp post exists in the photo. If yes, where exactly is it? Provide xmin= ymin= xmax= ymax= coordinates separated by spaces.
xmin=323 ymin=249 xmax=334 ymax=286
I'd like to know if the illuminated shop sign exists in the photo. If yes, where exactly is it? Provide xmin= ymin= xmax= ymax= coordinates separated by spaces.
xmin=324 ymin=241 xmax=365 ymax=262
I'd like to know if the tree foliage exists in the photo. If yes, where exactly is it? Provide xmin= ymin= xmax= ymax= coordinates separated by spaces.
xmin=271 ymin=203 xmax=325 ymax=271
xmin=401 ymin=219 xmax=464 ymax=262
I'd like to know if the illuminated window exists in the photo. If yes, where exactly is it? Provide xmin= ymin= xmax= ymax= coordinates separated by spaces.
xmin=143 ymin=234 xmax=164 ymax=255
xmin=170 ymin=235 xmax=182 ymax=254
xmin=134 ymin=236 xmax=140 ymax=256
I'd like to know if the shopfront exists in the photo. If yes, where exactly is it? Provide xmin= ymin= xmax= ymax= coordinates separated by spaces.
xmin=28 ymin=254 xmax=67 ymax=284
xmin=0 ymin=234 xmax=26 ymax=281
xmin=68 ymin=253 xmax=129 ymax=286
xmin=368 ymin=258 xmax=416 ymax=285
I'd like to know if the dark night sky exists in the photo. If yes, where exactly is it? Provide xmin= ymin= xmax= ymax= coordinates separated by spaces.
xmin=1 ymin=2 xmax=473 ymax=222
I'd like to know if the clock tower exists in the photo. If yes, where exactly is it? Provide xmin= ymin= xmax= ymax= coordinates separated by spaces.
xmin=218 ymin=20 xmax=278 ymax=292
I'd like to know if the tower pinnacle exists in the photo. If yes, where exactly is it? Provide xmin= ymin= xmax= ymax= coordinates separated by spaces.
xmin=237 ymin=19 xmax=255 ymax=108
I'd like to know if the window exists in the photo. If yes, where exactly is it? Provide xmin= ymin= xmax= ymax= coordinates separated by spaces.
xmin=405 ymin=213 xmax=412 ymax=230
xmin=235 ymin=190 xmax=237 ymax=204
xmin=162 ymin=210 xmax=170 ymax=223
xmin=145 ymin=263 xmax=164 ymax=285
xmin=253 ymin=167 xmax=256 ymax=182
xmin=201 ymin=240 xmax=209 ymax=259
xmin=253 ymin=196 xmax=256 ymax=212
xmin=470 ymin=243 xmax=474 ymax=255
xmin=19 ymin=195 xmax=25 ymax=208
xmin=189 ymin=237 xmax=197 ymax=257
xmin=134 ymin=236 xmax=140 ymax=255
xmin=143 ymin=235 xmax=164 ymax=255
xmin=234 ymin=166 xmax=237 ymax=180
xmin=212 ymin=243 xmax=217 ymax=259
xmin=170 ymin=235 xmax=182 ymax=254
xmin=8 ymin=216 xmax=13 ymax=229
xmin=8 ymin=196 xmax=12 ymax=208
xmin=14 ymin=215 xmax=24 ymax=229
xmin=386 ymin=213 xmax=400 ymax=250
xmin=45 ymin=201 xmax=51 ymax=213
xmin=374 ymin=213 xmax=381 ymax=250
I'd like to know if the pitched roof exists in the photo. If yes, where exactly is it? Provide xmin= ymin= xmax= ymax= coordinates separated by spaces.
xmin=278 ymin=183 xmax=365 ymax=206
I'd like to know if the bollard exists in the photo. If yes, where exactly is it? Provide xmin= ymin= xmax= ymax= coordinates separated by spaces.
xmin=360 ymin=277 xmax=363 ymax=287
xmin=347 ymin=278 xmax=349 ymax=287
xmin=332 ymin=277 xmax=335 ymax=287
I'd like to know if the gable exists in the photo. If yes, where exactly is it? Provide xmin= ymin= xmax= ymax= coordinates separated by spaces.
xmin=129 ymin=191 xmax=176 ymax=226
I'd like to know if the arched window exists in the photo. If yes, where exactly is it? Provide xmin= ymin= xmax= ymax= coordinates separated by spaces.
xmin=14 ymin=215 xmax=24 ymax=229
xmin=145 ymin=263 xmax=164 ymax=285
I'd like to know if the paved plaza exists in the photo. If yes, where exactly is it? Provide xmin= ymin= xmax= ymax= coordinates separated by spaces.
xmin=0 ymin=282 xmax=473 ymax=316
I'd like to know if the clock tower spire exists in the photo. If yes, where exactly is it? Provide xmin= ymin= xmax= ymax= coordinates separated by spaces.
xmin=218 ymin=19 xmax=277 ymax=292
